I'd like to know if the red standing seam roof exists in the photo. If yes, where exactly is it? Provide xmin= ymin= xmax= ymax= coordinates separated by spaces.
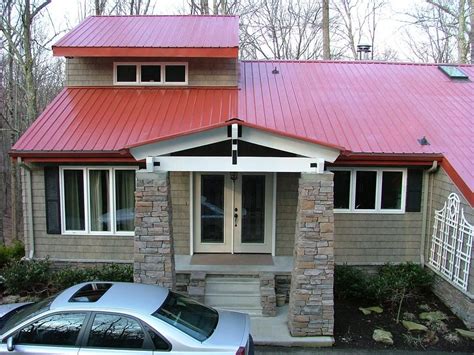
xmin=52 ymin=16 xmax=239 ymax=57
xmin=11 ymin=61 xmax=474 ymax=204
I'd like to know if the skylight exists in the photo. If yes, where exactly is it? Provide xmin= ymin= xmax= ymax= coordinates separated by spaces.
xmin=438 ymin=65 xmax=469 ymax=79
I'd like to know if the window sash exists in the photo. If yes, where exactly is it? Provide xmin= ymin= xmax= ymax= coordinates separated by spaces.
xmin=60 ymin=167 xmax=137 ymax=236
xmin=332 ymin=168 xmax=407 ymax=213
xmin=113 ymin=62 xmax=188 ymax=86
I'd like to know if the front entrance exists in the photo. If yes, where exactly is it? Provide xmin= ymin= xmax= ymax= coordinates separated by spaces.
xmin=193 ymin=172 xmax=274 ymax=254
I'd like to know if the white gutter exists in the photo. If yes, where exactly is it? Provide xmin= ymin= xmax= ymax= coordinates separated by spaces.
xmin=18 ymin=158 xmax=35 ymax=259
xmin=420 ymin=161 xmax=439 ymax=266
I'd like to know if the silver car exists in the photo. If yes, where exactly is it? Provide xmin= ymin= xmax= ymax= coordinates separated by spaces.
xmin=0 ymin=282 xmax=253 ymax=354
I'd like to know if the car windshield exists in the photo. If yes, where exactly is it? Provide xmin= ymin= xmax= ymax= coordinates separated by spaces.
xmin=152 ymin=292 xmax=218 ymax=342
xmin=0 ymin=296 xmax=55 ymax=335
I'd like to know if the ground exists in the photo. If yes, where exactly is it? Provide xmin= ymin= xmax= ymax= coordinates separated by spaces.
xmin=334 ymin=292 xmax=474 ymax=352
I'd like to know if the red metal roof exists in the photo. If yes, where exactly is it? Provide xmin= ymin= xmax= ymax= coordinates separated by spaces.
xmin=11 ymin=61 xmax=474 ymax=203
xmin=52 ymin=16 xmax=239 ymax=57
xmin=238 ymin=61 xmax=473 ymax=203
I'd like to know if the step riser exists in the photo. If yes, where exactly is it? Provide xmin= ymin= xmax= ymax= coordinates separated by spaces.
xmin=205 ymin=276 xmax=263 ymax=316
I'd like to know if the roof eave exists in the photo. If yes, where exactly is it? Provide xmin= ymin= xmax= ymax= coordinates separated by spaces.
xmin=52 ymin=46 xmax=239 ymax=58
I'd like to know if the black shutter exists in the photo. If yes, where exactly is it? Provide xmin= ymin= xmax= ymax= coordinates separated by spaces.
xmin=44 ymin=167 xmax=61 ymax=234
xmin=406 ymin=169 xmax=423 ymax=212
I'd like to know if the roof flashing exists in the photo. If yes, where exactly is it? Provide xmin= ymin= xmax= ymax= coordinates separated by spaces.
xmin=438 ymin=65 xmax=469 ymax=80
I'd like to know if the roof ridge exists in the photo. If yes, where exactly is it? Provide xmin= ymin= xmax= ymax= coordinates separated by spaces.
xmin=242 ymin=59 xmax=474 ymax=67
xmin=88 ymin=14 xmax=239 ymax=18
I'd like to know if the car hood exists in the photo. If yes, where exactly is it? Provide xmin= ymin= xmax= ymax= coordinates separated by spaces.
xmin=0 ymin=303 xmax=30 ymax=318
xmin=205 ymin=310 xmax=250 ymax=348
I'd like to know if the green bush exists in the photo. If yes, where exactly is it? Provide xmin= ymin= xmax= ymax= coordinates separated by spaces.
xmin=0 ymin=241 xmax=25 ymax=269
xmin=334 ymin=264 xmax=369 ymax=300
xmin=367 ymin=263 xmax=433 ymax=304
xmin=52 ymin=263 xmax=133 ymax=290
xmin=1 ymin=259 xmax=51 ymax=295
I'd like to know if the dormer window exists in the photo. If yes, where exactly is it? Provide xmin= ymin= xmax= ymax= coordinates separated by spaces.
xmin=114 ymin=62 xmax=188 ymax=85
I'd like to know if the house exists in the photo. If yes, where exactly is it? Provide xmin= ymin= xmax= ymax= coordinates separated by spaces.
xmin=10 ymin=15 xmax=474 ymax=336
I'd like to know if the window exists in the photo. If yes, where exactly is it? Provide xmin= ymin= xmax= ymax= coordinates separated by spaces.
xmin=114 ymin=62 xmax=188 ymax=85
xmin=87 ymin=314 xmax=145 ymax=349
xmin=16 ymin=313 xmax=86 ymax=346
xmin=332 ymin=168 xmax=407 ymax=213
xmin=153 ymin=291 xmax=218 ymax=342
xmin=60 ymin=167 xmax=136 ymax=235
xmin=69 ymin=283 xmax=112 ymax=303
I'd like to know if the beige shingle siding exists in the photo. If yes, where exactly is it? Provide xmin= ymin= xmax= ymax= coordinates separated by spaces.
xmin=66 ymin=58 xmax=238 ymax=87
xmin=425 ymin=167 xmax=474 ymax=295
xmin=170 ymin=172 xmax=190 ymax=255
xmin=26 ymin=167 xmax=133 ymax=261
xmin=275 ymin=173 xmax=299 ymax=256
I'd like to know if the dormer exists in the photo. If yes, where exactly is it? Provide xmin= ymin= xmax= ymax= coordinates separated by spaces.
xmin=52 ymin=15 xmax=239 ymax=87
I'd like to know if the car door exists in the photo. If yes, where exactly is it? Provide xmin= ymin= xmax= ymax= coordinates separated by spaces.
xmin=78 ymin=313 xmax=154 ymax=355
xmin=7 ymin=312 xmax=87 ymax=354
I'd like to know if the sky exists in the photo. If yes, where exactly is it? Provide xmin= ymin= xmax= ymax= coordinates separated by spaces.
xmin=45 ymin=0 xmax=423 ymax=60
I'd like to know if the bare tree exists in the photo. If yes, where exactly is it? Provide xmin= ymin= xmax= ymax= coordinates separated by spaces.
xmin=322 ymin=0 xmax=330 ymax=59
xmin=332 ymin=0 xmax=387 ymax=60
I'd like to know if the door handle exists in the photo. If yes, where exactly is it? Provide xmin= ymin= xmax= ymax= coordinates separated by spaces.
xmin=234 ymin=208 xmax=238 ymax=227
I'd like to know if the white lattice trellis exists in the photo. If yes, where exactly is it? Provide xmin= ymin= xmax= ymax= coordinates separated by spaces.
xmin=429 ymin=193 xmax=473 ymax=291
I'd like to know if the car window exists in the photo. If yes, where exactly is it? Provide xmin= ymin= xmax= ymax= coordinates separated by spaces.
xmin=16 ymin=312 xmax=86 ymax=346
xmin=1 ymin=296 xmax=56 ymax=335
xmin=152 ymin=292 xmax=218 ymax=342
xmin=87 ymin=313 xmax=145 ymax=349
xmin=145 ymin=326 xmax=170 ymax=351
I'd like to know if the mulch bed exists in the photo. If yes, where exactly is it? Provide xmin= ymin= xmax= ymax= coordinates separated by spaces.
xmin=334 ymin=292 xmax=474 ymax=352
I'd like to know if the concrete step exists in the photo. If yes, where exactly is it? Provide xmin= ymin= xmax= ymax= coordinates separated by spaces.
xmin=205 ymin=275 xmax=262 ymax=316
xmin=215 ymin=306 xmax=263 ymax=316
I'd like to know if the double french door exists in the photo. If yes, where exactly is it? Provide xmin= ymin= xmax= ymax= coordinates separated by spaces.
xmin=193 ymin=173 xmax=273 ymax=254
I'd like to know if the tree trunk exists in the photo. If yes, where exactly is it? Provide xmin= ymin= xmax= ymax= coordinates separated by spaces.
xmin=470 ymin=0 xmax=474 ymax=63
xmin=200 ymin=0 xmax=209 ymax=14
xmin=457 ymin=0 xmax=467 ymax=63
xmin=322 ymin=0 xmax=330 ymax=59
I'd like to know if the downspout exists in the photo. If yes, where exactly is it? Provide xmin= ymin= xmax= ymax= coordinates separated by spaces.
xmin=18 ymin=158 xmax=35 ymax=259
xmin=420 ymin=161 xmax=439 ymax=266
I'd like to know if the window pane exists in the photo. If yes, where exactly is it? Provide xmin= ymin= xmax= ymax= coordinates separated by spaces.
xmin=355 ymin=171 xmax=377 ymax=209
xmin=141 ymin=65 xmax=161 ymax=82
xmin=165 ymin=65 xmax=186 ymax=82
xmin=87 ymin=314 xmax=144 ymax=349
xmin=334 ymin=171 xmax=351 ymax=209
xmin=17 ymin=313 xmax=86 ymax=346
xmin=64 ymin=170 xmax=85 ymax=230
xmin=381 ymin=171 xmax=403 ymax=209
xmin=116 ymin=65 xmax=137 ymax=82
xmin=241 ymin=175 xmax=265 ymax=243
xmin=115 ymin=170 xmax=136 ymax=232
xmin=153 ymin=292 xmax=218 ymax=342
xmin=90 ymin=170 xmax=111 ymax=232
xmin=201 ymin=175 xmax=225 ymax=243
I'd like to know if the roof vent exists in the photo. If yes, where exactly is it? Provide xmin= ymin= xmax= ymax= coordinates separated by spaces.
xmin=357 ymin=44 xmax=371 ymax=60
xmin=272 ymin=67 xmax=279 ymax=74
xmin=438 ymin=65 xmax=469 ymax=80
xmin=69 ymin=283 xmax=112 ymax=303
xmin=418 ymin=136 xmax=430 ymax=146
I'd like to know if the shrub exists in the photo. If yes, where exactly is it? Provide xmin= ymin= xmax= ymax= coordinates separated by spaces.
xmin=52 ymin=263 xmax=133 ymax=290
xmin=0 ymin=241 xmax=25 ymax=269
xmin=334 ymin=264 xmax=369 ymax=300
xmin=1 ymin=259 xmax=51 ymax=295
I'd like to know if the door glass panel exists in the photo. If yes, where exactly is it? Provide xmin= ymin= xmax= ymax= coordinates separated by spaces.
xmin=201 ymin=175 xmax=225 ymax=243
xmin=241 ymin=175 xmax=265 ymax=243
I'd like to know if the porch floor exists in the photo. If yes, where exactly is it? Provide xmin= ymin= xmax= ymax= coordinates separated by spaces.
xmin=251 ymin=305 xmax=334 ymax=347
xmin=175 ymin=255 xmax=293 ymax=274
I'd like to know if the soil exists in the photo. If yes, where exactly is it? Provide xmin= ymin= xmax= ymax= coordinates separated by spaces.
xmin=334 ymin=292 xmax=474 ymax=352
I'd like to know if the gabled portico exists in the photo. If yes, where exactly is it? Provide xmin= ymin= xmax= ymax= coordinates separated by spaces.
xmin=130 ymin=121 xmax=339 ymax=335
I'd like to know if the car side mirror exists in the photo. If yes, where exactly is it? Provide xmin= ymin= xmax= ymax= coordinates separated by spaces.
xmin=6 ymin=336 xmax=15 ymax=352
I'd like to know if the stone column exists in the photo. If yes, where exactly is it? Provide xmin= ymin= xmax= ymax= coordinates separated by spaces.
xmin=134 ymin=171 xmax=176 ymax=290
xmin=288 ymin=172 xmax=334 ymax=336
xmin=260 ymin=272 xmax=277 ymax=316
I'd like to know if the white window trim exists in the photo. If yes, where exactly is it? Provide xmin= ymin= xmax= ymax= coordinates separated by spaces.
xmin=330 ymin=167 xmax=407 ymax=214
xmin=113 ymin=62 xmax=188 ymax=86
xmin=59 ymin=166 xmax=138 ymax=236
